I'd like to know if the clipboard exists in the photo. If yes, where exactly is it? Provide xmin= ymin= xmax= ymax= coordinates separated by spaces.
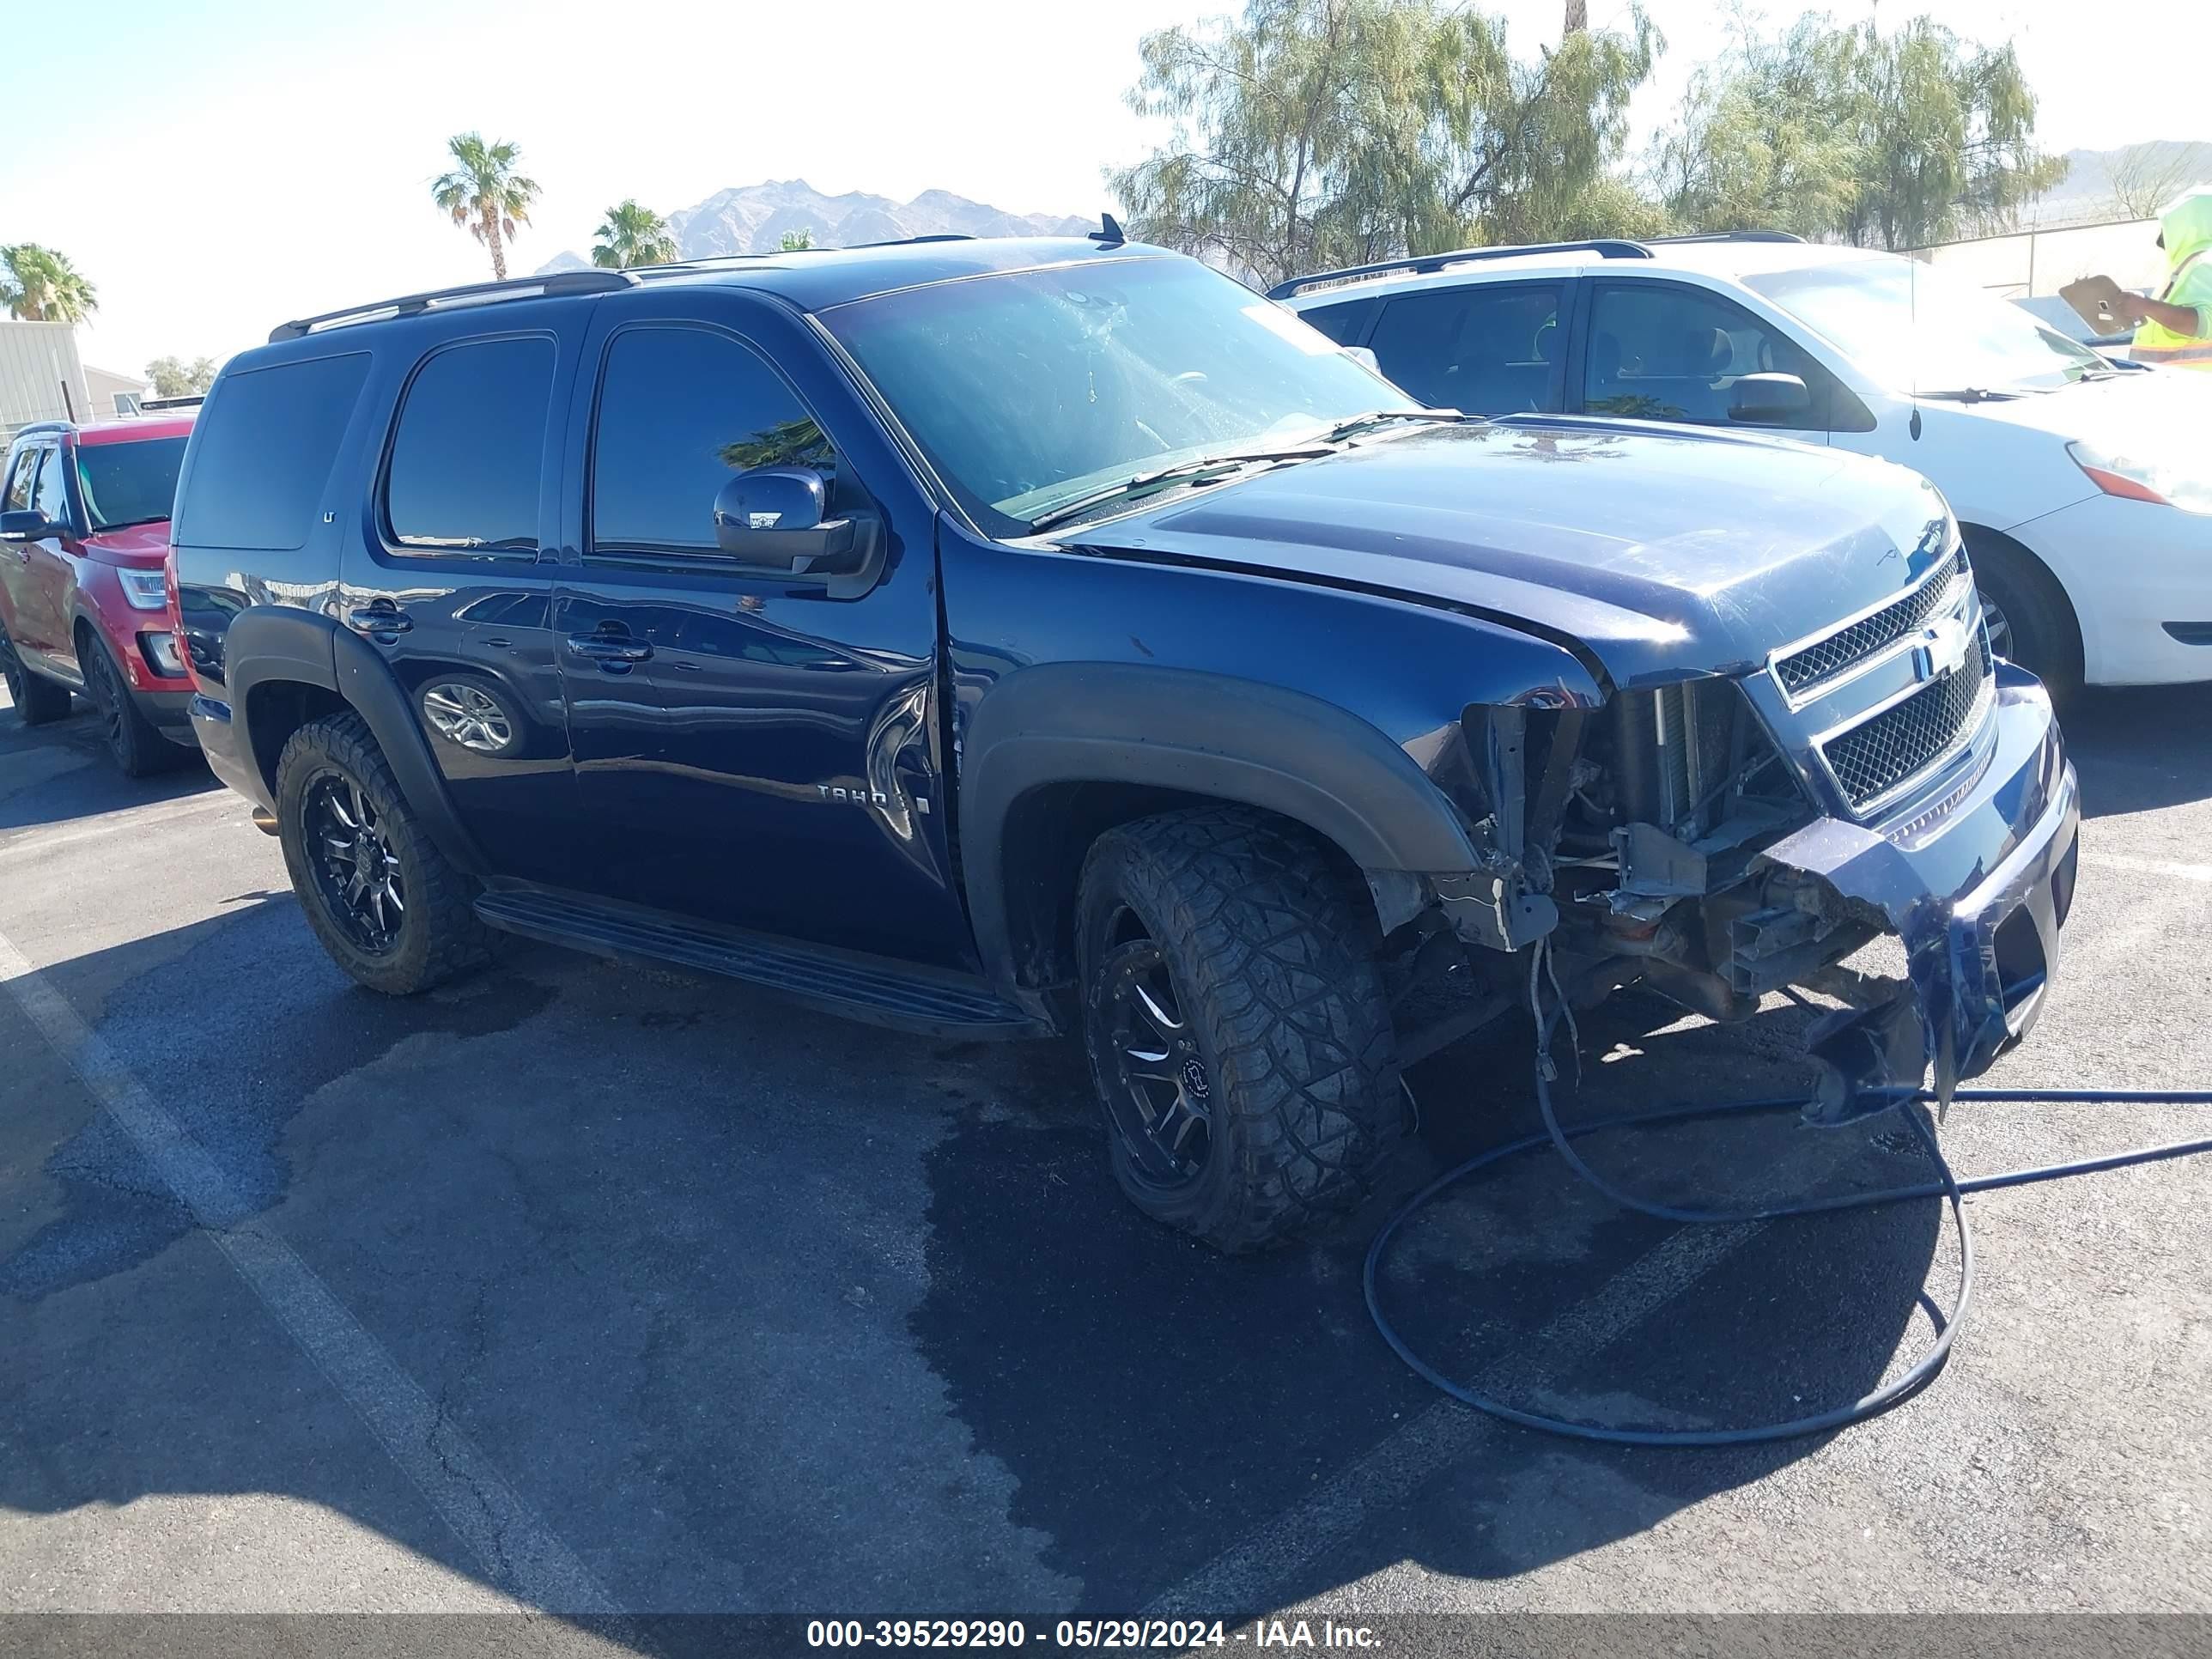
xmin=2059 ymin=275 xmax=2129 ymax=331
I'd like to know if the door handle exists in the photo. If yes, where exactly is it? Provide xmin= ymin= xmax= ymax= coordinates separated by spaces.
xmin=567 ymin=631 xmax=653 ymax=665
xmin=345 ymin=604 xmax=412 ymax=636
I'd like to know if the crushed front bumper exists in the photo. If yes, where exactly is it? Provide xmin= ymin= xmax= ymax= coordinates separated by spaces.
xmin=1756 ymin=660 xmax=2079 ymax=1114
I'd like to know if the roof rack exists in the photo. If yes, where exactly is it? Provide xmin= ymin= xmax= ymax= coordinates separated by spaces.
xmin=1267 ymin=240 xmax=1652 ymax=301
xmin=632 ymin=231 xmax=981 ymax=279
xmin=844 ymin=232 xmax=975 ymax=250
xmin=1644 ymin=230 xmax=1806 ymax=245
xmin=267 ymin=268 xmax=639 ymax=343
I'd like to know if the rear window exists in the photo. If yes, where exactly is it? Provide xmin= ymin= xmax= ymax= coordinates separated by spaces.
xmin=1297 ymin=296 xmax=1378 ymax=346
xmin=176 ymin=352 xmax=371 ymax=550
xmin=76 ymin=435 xmax=189 ymax=532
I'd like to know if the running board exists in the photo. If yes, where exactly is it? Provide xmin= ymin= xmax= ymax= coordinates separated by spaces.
xmin=473 ymin=886 xmax=1042 ymax=1037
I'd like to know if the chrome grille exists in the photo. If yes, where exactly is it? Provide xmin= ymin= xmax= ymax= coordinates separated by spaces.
xmin=1819 ymin=631 xmax=1992 ymax=811
xmin=1774 ymin=550 xmax=1971 ymax=697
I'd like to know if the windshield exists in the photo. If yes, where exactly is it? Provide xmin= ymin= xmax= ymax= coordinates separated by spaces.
xmin=818 ymin=256 xmax=1398 ymax=535
xmin=1745 ymin=258 xmax=2107 ymax=395
xmin=75 ymin=435 xmax=188 ymax=532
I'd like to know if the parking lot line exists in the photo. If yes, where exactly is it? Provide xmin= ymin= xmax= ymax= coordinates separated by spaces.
xmin=0 ymin=926 xmax=623 ymax=1618
xmin=1142 ymin=1219 xmax=1766 ymax=1619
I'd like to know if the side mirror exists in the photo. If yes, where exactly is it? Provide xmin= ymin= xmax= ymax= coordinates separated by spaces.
xmin=0 ymin=508 xmax=52 ymax=541
xmin=712 ymin=467 xmax=867 ymax=577
xmin=1728 ymin=372 xmax=1812 ymax=425
xmin=1340 ymin=345 xmax=1383 ymax=374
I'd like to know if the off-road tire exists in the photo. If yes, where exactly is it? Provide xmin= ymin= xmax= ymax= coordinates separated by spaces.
xmin=1077 ymin=805 xmax=1401 ymax=1253
xmin=1968 ymin=533 xmax=2082 ymax=705
xmin=0 ymin=617 xmax=73 ymax=726
xmin=82 ymin=628 xmax=179 ymax=779
xmin=276 ymin=710 xmax=493 ymax=996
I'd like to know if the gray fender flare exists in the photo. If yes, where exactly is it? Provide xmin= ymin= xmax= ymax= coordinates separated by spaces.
xmin=959 ymin=663 xmax=1492 ymax=993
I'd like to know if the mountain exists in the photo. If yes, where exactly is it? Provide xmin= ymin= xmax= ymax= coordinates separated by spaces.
xmin=538 ymin=179 xmax=1092 ymax=274
xmin=2028 ymin=141 xmax=2212 ymax=227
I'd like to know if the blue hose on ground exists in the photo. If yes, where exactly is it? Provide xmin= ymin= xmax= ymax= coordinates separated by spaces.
xmin=1364 ymin=985 xmax=2212 ymax=1448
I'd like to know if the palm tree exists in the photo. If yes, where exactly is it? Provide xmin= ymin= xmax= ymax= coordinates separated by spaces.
xmin=1 ymin=244 xmax=98 ymax=322
xmin=592 ymin=200 xmax=679 ymax=269
xmin=431 ymin=133 xmax=539 ymax=281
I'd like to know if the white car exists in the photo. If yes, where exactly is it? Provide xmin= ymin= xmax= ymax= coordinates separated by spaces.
xmin=1279 ymin=234 xmax=2212 ymax=693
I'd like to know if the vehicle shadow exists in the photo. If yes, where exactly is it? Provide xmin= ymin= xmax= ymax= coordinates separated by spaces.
xmin=914 ymin=990 xmax=1948 ymax=1613
xmin=2064 ymin=682 xmax=2212 ymax=819
xmin=0 ymin=695 xmax=216 ymax=836
xmin=0 ymin=879 xmax=1947 ymax=1627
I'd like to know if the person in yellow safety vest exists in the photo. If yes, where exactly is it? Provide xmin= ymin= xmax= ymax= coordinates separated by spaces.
xmin=2117 ymin=187 xmax=2212 ymax=369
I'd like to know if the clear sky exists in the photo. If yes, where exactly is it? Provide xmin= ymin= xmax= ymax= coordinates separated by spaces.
xmin=7 ymin=0 xmax=2201 ymax=378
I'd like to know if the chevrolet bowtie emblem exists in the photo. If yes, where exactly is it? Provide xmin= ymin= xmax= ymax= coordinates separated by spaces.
xmin=1915 ymin=613 xmax=1972 ymax=684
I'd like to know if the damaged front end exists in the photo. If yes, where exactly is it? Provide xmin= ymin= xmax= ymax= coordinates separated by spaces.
xmin=1413 ymin=539 xmax=2081 ymax=1119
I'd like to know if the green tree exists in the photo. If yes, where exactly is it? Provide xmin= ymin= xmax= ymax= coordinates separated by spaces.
xmin=431 ymin=133 xmax=540 ymax=281
xmin=1417 ymin=3 xmax=1659 ymax=248
xmin=1109 ymin=0 xmax=1657 ymax=287
xmin=778 ymin=228 xmax=815 ymax=251
xmin=1654 ymin=15 xmax=2063 ymax=249
xmin=1649 ymin=18 xmax=1857 ymax=240
xmin=592 ymin=199 xmax=679 ymax=268
xmin=719 ymin=415 xmax=835 ymax=471
xmin=1 ymin=244 xmax=98 ymax=322
xmin=144 ymin=356 xmax=220 ymax=398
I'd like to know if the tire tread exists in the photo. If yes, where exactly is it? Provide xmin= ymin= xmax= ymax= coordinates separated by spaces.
xmin=276 ymin=710 xmax=493 ymax=995
xmin=1081 ymin=805 xmax=1400 ymax=1253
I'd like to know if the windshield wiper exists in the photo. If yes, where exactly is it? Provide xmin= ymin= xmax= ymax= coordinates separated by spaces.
xmin=93 ymin=515 xmax=171 ymax=532
xmin=1025 ymin=446 xmax=1332 ymax=534
xmin=1312 ymin=408 xmax=1468 ymax=443
xmin=1918 ymin=386 xmax=2029 ymax=403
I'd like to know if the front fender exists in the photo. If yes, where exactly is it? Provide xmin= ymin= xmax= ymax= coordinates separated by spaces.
xmin=962 ymin=662 xmax=1538 ymax=996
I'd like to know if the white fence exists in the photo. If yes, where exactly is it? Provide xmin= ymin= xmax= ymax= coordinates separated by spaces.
xmin=1912 ymin=217 xmax=2166 ymax=300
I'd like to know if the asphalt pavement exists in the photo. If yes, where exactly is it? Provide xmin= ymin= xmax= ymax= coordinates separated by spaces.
xmin=3 ymin=676 xmax=2212 ymax=1637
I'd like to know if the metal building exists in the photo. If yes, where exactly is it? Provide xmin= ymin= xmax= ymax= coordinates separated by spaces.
xmin=0 ymin=319 xmax=95 ymax=441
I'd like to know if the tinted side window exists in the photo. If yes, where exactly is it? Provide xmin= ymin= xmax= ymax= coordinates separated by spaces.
xmin=590 ymin=325 xmax=838 ymax=559
xmin=176 ymin=352 xmax=372 ymax=550
xmin=3 ymin=450 xmax=36 ymax=512
xmin=1583 ymin=282 xmax=1834 ymax=433
xmin=1298 ymin=296 xmax=1378 ymax=347
xmin=386 ymin=336 xmax=555 ymax=553
xmin=1366 ymin=283 xmax=1564 ymax=414
xmin=32 ymin=449 xmax=68 ymax=523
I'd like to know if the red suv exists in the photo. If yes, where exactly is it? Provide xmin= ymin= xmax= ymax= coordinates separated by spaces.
xmin=0 ymin=415 xmax=199 ymax=775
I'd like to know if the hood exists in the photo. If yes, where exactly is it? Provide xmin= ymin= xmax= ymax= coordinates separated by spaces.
xmin=81 ymin=521 xmax=173 ymax=568
xmin=1059 ymin=421 xmax=1951 ymax=689
xmin=1932 ymin=365 xmax=2212 ymax=476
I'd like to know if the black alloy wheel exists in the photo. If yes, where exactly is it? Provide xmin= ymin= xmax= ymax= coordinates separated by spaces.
xmin=1096 ymin=917 xmax=1214 ymax=1188
xmin=86 ymin=638 xmax=127 ymax=754
xmin=301 ymin=768 xmax=408 ymax=955
xmin=0 ymin=617 xmax=73 ymax=726
xmin=82 ymin=634 xmax=170 ymax=775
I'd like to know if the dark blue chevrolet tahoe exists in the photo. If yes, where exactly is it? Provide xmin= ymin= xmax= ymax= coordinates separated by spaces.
xmin=171 ymin=235 xmax=2079 ymax=1251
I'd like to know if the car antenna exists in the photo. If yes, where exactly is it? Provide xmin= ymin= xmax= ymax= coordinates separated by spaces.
xmin=1088 ymin=213 xmax=1126 ymax=246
